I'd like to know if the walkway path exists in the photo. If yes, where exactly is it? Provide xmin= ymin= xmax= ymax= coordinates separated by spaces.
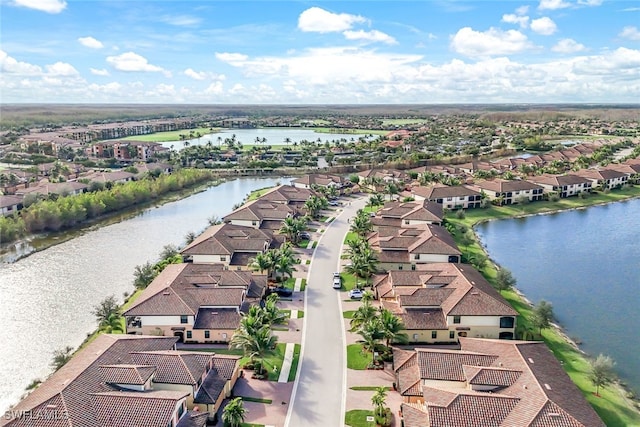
xmin=278 ymin=343 xmax=296 ymax=383
xmin=286 ymin=196 xmax=368 ymax=427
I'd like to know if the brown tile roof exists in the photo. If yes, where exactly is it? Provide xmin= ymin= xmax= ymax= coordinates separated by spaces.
xmin=193 ymin=308 xmax=242 ymax=330
xmin=371 ymin=225 xmax=460 ymax=258
xmin=464 ymin=366 xmax=522 ymax=388
xmin=130 ymin=351 xmax=212 ymax=385
xmin=176 ymin=411 xmax=208 ymax=427
xmin=376 ymin=200 xmax=443 ymax=223
xmin=471 ymin=178 xmax=543 ymax=193
xmin=90 ymin=390 xmax=189 ymax=427
xmin=528 ymin=174 xmax=592 ymax=187
xmin=194 ymin=355 xmax=240 ymax=405
xmin=98 ymin=364 xmax=156 ymax=385
xmin=181 ymin=223 xmax=271 ymax=256
xmin=411 ymin=184 xmax=481 ymax=200
xmin=0 ymin=195 xmax=22 ymax=209
xmin=574 ymin=168 xmax=628 ymax=181
xmin=400 ymin=309 xmax=448 ymax=330
xmin=223 ymin=199 xmax=294 ymax=222
xmin=257 ymin=184 xmax=314 ymax=204
xmin=292 ymin=173 xmax=345 ymax=187
xmin=427 ymin=392 xmax=520 ymax=427
xmin=417 ymin=348 xmax=498 ymax=381
xmin=401 ymin=402 xmax=429 ymax=427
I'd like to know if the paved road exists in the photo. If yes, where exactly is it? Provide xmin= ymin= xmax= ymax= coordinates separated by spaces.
xmin=286 ymin=197 xmax=367 ymax=427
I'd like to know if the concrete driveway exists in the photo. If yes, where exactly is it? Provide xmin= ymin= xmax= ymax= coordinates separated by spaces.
xmin=286 ymin=196 xmax=367 ymax=427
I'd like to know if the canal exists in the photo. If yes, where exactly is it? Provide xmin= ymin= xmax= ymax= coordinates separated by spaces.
xmin=475 ymin=198 xmax=640 ymax=395
xmin=0 ymin=177 xmax=283 ymax=411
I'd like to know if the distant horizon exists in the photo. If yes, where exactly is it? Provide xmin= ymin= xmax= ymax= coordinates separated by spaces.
xmin=2 ymin=1 xmax=639 ymax=104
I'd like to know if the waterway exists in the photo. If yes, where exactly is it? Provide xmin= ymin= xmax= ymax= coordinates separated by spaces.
xmin=475 ymin=199 xmax=640 ymax=395
xmin=161 ymin=128 xmax=372 ymax=149
xmin=0 ymin=177 xmax=283 ymax=411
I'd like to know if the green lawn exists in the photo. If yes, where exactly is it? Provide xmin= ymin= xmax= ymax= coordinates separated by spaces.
xmin=340 ymin=273 xmax=359 ymax=291
xmin=239 ymin=396 xmax=272 ymax=404
xmin=245 ymin=185 xmax=277 ymax=202
xmin=121 ymin=127 xmax=218 ymax=142
xmin=347 ymin=344 xmax=372 ymax=370
xmin=350 ymin=386 xmax=392 ymax=391
xmin=288 ymin=344 xmax=302 ymax=382
xmin=345 ymin=409 xmax=376 ymax=427
xmin=445 ymin=187 xmax=640 ymax=426
xmin=344 ymin=231 xmax=358 ymax=243
xmin=343 ymin=310 xmax=355 ymax=319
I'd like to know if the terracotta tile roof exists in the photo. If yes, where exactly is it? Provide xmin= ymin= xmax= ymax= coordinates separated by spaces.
xmin=471 ymin=178 xmax=543 ymax=193
xmin=194 ymin=355 xmax=240 ymax=405
xmin=292 ymin=173 xmax=345 ymax=187
xmin=376 ymin=200 xmax=443 ymax=223
xmin=528 ymin=174 xmax=592 ymax=187
xmin=426 ymin=393 xmax=520 ymax=427
xmin=371 ymin=225 xmax=460 ymax=258
xmin=130 ymin=351 xmax=211 ymax=385
xmin=411 ymin=184 xmax=481 ymax=200
xmin=401 ymin=402 xmax=429 ymax=427
xmin=89 ymin=390 xmax=189 ymax=427
xmin=400 ymin=309 xmax=447 ymax=330
xmin=98 ymin=364 xmax=156 ymax=385
xmin=464 ymin=365 xmax=522 ymax=388
xmin=399 ymin=288 xmax=454 ymax=307
xmin=574 ymin=168 xmax=628 ymax=181
xmin=417 ymin=349 xmax=498 ymax=381
xmin=193 ymin=308 xmax=242 ymax=330
xmin=176 ymin=411 xmax=208 ymax=427
xmin=257 ymin=184 xmax=314 ymax=204
xmin=181 ymin=223 xmax=271 ymax=256
xmin=223 ymin=199 xmax=294 ymax=222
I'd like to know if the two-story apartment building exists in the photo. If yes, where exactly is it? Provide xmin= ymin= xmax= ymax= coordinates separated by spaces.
xmin=222 ymin=199 xmax=296 ymax=231
xmin=469 ymin=179 xmax=544 ymax=205
xmin=527 ymin=173 xmax=593 ymax=198
xmin=409 ymin=184 xmax=483 ymax=209
xmin=573 ymin=168 xmax=628 ymax=190
xmin=291 ymin=173 xmax=347 ymax=192
xmin=181 ymin=223 xmax=276 ymax=269
xmin=371 ymin=200 xmax=443 ymax=229
xmin=255 ymin=184 xmax=315 ymax=207
xmin=368 ymin=224 xmax=461 ymax=270
xmin=394 ymin=338 xmax=604 ymax=427
xmin=374 ymin=263 xmax=517 ymax=342
xmin=0 ymin=334 xmax=241 ymax=427
xmin=0 ymin=195 xmax=23 ymax=216
xmin=124 ymin=263 xmax=266 ymax=343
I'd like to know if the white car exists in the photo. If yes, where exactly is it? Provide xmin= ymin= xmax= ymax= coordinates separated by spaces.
xmin=333 ymin=273 xmax=342 ymax=289
xmin=349 ymin=289 xmax=363 ymax=299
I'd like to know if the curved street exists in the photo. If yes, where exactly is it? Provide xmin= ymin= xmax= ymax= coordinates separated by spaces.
xmin=286 ymin=196 xmax=367 ymax=427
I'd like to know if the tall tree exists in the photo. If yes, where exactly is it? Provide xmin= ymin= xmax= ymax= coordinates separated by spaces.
xmin=51 ymin=346 xmax=74 ymax=371
xmin=496 ymin=268 xmax=517 ymax=292
xmin=378 ymin=308 xmax=409 ymax=348
xmin=531 ymin=300 xmax=554 ymax=335
xmin=92 ymin=295 xmax=119 ymax=325
xmin=589 ymin=354 xmax=616 ymax=397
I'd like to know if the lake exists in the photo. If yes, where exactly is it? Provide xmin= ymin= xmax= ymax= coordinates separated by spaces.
xmin=475 ymin=199 xmax=640 ymax=394
xmin=0 ymin=177 xmax=284 ymax=411
xmin=161 ymin=128 xmax=373 ymax=149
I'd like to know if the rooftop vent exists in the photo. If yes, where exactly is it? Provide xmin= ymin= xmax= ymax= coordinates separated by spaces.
xmin=544 ymin=383 xmax=552 ymax=390
xmin=548 ymin=413 xmax=561 ymax=418
xmin=528 ymin=358 xmax=534 ymax=364
xmin=46 ymin=405 xmax=58 ymax=409
xmin=162 ymin=290 xmax=171 ymax=295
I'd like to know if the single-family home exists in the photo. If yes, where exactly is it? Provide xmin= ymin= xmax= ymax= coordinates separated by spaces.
xmin=368 ymin=224 xmax=461 ymax=270
xmin=604 ymin=160 xmax=640 ymax=184
xmin=291 ymin=173 xmax=347 ymax=191
xmin=0 ymin=334 xmax=242 ymax=427
xmin=358 ymin=168 xmax=410 ymax=191
xmin=394 ymin=338 xmax=604 ymax=427
xmin=82 ymin=170 xmax=136 ymax=185
xmin=124 ymin=263 xmax=266 ymax=343
xmin=181 ymin=223 xmax=276 ymax=268
xmin=255 ymin=184 xmax=315 ymax=208
xmin=573 ymin=168 xmax=628 ymax=190
xmin=527 ymin=173 xmax=593 ymax=198
xmin=410 ymin=184 xmax=483 ymax=209
xmin=371 ymin=200 xmax=443 ymax=228
xmin=0 ymin=195 xmax=23 ymax=216
xmin=469 ymin=179 xmax=543 ymax=205
xmin=374 ymin=263 xmax=517 ymax=342
xmin=223 ymin=199 xmax=296 ymax=230
xmin=16 ymin=181 xmax=89 ymax=198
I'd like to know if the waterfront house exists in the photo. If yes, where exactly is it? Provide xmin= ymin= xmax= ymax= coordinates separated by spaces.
xmin=469 ymin=179 xmax=543 ymax=205
xmin=82 ymin=170 xmax=136 ymax=185
xmin=0 ymin=195 xmax=23 ymax=216
xmin=394 ymin=338 xmax=604 ymax=427
xmin=181 ymin=223 xmax=276 ymax=269
xmin=0 ymin=334 xmax=241 ymax=427
xmin=222 ymin=199 xmax=296 ymax=230
xmin=375 ymin=263 xmax=517 ymax=342
xmin=573 ymin=168 xmax=628 ymax=190
xmin=368 ymin=224 xmax=460 ymax=270
xmin=409 ymin=184 xmax=482 ymax=209
xmin=291 ymin=173 xmax=347 ymax=191
xmin=255 ymin=184 xmax=315 ymax=208
xmin=527 ymin=173 xmax=593 ymax=198
xmin=371 ymin=200 xmax=443 ymax=228
xmin=358 ymin=168 xmax=410 ymax=191
xmin=604 ymin=160 xmax=640 ymax=184
xmin=15 ymin=181 xmax=88 ymax=198
xmin=124 ymin=263 xmax=266 ymax=343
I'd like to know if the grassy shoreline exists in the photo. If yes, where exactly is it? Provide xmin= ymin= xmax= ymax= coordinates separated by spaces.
xmin=445 ymin=186 xmax=640 ymax=426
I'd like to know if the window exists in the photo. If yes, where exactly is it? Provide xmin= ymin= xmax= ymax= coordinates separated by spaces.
xmin=180 ymin=315 xmax=188 ymax=324
xmin=222 ymin=333 xmax=227 ymax=340
xmin=220 ymin=256 xmax=226 ymax=261
xmin=449 ymin=331 xmax=455 ymax=339
xmin=398 ymin=265 xmax=403 ymax=270
xmin=252 ymin=221 xmax=257 ymax=226
xmin=204 ymin=330 xmax=210 ymax=339
xmin=404 ymin=220 xmax=410 ymax=225
xmin=186 ymin=331 xmax=192 ymax=339
xmin=500 ymin=316 xmax=515 ymax=328
xmin=453 ymin=315 xmax=461 ymax=324
xmin=431 ymin=331 xmax=437 ymax=339
xmin=414 ymin=254 xmax=420 ymax=260
xmin=413 ymin=334 xmax=419 ymax=341
xmin=447 ymin=197 xmax=452 ymax=201
xmin=411 ymin=264 xmax=416 ymax=271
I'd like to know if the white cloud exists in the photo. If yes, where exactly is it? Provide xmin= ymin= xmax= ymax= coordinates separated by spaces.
xmin=538 ymin=0 xmax=571 ymax=10
xmin=552 ymin=38 xmax=586 ymax=53
xmin=298 ymin=7 xmax=366 ymax=33
xmin=577 ymin=0 xmax=603 ymax=5
xmin=531 ymin=17 xmax=557 ymax=35
xmin=619 ymin=26 xmax=640 ymax=41
xmin=450 ymin=27 xmax=533 ymax=58
xmin=502 ymin=14 xmax=529 ymax=29
xmin=90 ymin=68 xmax=110 ymax=76
xmin=45 ymin=62 xmax=78 ymax=76
xmin=11 ymin=0 xmax=66 ymax=13
xmin=184 ymin=68 xmax=207 ymax=80
xmin=516 ymin=5 xmax=530 ymax=15
xmin=215 ymin=52 xmax=249 ymax=64
xmin=78 ymin=36 xmax=104 ymax=49
xmin=159 ymin=14 xmax=201 ymax=26
xmin=106 ymin=52 xmax=164 ymax=73
xmin=0 ymin=50 xmax=42 ymax=75
xmin=147 ymin=83 xmax=176 ymax=97
xmin=342 ymin=30 xmax=397 ymax=45
xmin=204 ymin=81 xmax=223 ymax=95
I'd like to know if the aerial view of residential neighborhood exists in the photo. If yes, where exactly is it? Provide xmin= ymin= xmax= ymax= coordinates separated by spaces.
xmin=1 ymin=1 xmax=639 ymax=427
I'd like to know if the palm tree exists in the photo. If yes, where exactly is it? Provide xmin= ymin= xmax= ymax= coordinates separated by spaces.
xmin=357 ymin=319 xmax=384 ymax=366
xmin=349 ymin=300 xmax=377 ymax=332
xmin=350 ymin=210 xmax=373 ymax=238
xmin=101 ymin=313 xmax=124 ymax=333
xmin=229 ymin=324 xmax=278 ymax=375
xmin=275 ymin=256 xmax=295 ymax=281
xmin=378 ymin=308 xmax=409 ymax=348
xmin=222 ymin=397 xmax=246 ymax=427
xmin=385 ymin=182 xmax=399 ymax=201
xmin=371 ymin=386 xmax=388 ymax=418
xmin=279 ymin=217 xmax=305 ymax=244
xmin=249 ymin=252 xmax=274 ymax=277
xmin=262 ymin=293 xmax=287 ymax=325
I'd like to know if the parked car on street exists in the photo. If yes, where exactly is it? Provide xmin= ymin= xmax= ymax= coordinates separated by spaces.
xmin=270 ymin=286 xmax=293 ymax=297
xmin=348 ymin=289 xmax=363 ymax=299
xmin=298 ymin=231 xmax=311 ymax=240
xmin=333 ymin=273 xmax=342 ymax=289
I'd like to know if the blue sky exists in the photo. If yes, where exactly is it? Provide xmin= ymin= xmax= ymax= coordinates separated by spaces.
xmin=1 ymin=0 xmax=639 ymax=103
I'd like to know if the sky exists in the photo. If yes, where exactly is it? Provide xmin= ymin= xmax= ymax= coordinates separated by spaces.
xmin=1 ymin=0 xmax=639 ymax=104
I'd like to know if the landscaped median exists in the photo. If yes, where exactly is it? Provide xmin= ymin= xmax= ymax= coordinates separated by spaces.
xmin=445 ymin=186 xmax=640 ymax=426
